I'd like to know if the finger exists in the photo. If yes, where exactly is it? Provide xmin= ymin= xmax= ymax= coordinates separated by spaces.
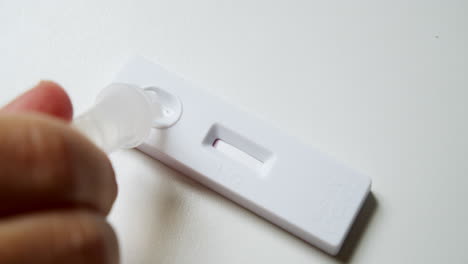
xmin=0 ymin=114 xmax=117 ymax=216
xmin=0 ymin=209 xmax=119 ymax=264
xmin=2 ymin=81 xmax=73 ymax=121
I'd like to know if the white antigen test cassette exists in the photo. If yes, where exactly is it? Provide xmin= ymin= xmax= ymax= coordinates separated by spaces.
xmin=113 ymin=58 xmax=371 ymax=255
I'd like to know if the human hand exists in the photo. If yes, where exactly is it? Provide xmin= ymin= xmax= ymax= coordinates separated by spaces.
xmin=0 ymin=81 xmax=118 ymax=264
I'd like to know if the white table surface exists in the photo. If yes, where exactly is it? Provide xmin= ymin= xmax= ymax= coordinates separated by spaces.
xmin=1 ymin=1 xmax=467 ymax=263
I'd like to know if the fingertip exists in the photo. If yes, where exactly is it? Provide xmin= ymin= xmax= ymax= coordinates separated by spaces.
xmin=35 ymin=81 xmax=74 ymax=121
xmin=0 ymin=114 xmax=117 ymax=216
xmin=2 ymin=81 xmax=74 ymax=121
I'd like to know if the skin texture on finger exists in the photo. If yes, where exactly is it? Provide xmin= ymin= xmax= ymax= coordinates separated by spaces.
xmin=0 ymin=209 xmax=119 ymax=264
xmin=0 ymin=113 xmax=117 ymax=216
xmin=2 ymin=81 xmax=73 ymax=121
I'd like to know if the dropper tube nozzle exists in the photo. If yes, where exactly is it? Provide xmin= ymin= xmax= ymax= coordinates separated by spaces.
xmin=74 ymin=84 xmax=163 ymax=153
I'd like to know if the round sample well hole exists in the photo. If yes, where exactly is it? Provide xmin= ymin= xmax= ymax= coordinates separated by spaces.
xmin=143 ymin=86 xmax=183 ymax=128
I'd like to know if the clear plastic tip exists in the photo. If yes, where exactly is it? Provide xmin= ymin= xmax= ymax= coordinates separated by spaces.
xmin=73 ymin=83 xmax=182 ymax=153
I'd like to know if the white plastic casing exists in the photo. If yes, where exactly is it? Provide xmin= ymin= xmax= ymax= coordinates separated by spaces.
xmin=114 ymin=58 xmax=371 ymax=255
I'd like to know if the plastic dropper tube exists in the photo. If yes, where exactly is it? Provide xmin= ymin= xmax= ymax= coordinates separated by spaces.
xmin=73 ymin=83 xmax=182 ymax=153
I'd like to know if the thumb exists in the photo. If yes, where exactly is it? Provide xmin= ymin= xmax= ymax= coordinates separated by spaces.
xmin=2 ymin=81 xmax=73 ymax=121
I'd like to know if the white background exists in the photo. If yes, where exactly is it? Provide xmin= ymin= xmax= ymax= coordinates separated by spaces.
xmin=1 ymin=0 xmax=467 ymax=263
